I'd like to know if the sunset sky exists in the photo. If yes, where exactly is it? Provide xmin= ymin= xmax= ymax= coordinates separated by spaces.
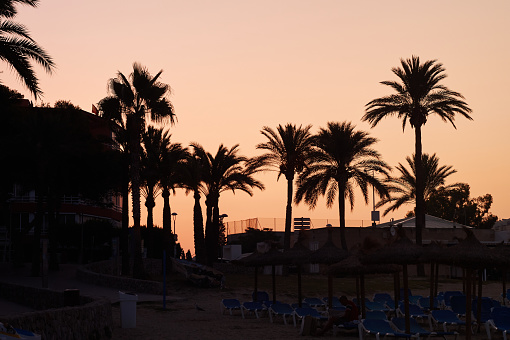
xmin=4 ymin=0 xmax=510 ymax=254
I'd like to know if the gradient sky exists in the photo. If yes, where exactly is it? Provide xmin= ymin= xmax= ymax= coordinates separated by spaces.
xmin=4 ymin=0 xmax=510 ymax=254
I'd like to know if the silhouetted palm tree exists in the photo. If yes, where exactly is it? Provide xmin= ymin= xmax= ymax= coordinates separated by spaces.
xmin=183 ymin=144 xmax=208 ymax=264
xmin=0 ymin=0 xmax=38 ymax=18
xmin=199 ymin=144 xmax=264 ymax=265
xmin=362 ymin=56 xmax=472 ymax=248
xmin=97 ymin=96 xmax=131 ymax=274
xmin=295 ymin=121 xmax=390 ymax=250
xmin=0 ymin=0 xmax=54 ymax=98
xmin=253 ymin=124 xmax=314 ymax=250
xmin=376 ymin=153 xmax=462 ymax=216
xmin=159 ymin=138 xmax=187 ymax=262
xmin=104 ymin=63 xmax=176 ymax=278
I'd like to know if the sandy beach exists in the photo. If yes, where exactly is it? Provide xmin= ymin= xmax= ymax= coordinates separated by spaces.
xmin=110 ymin=276 xmax=506 ymax=340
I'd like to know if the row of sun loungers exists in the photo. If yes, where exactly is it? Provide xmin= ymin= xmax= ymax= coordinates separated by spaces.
xmin=221 ymin=291 xmax=510 ymax=339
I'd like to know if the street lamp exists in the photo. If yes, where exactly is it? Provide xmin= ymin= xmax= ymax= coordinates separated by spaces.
xmin=171 ymin=212 xmax=178 ymax=257
xmin=219 ymin=213 xmax=228 ymax=236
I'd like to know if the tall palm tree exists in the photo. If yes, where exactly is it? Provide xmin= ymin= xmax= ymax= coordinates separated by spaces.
xmin=140 ymin=126 xmax=170 ymax=257
xmin=105 ymin=63 xmax=176 ymax=278
xmin=253 ymin=124 xmax=314 ymax=250
xmin=199 ymin=144 xmax=264 ymax=265
xmin=362 ymin=56 xmax=472 ymax=248
xmin=159 ymin=138 xmax=188 ymax=263
xmin=183 ymin=144 xmax=208 ymax=264
xmin=0 ymin=0 xmax=55 ymax=98
xmin=376 ymin=153 xmax=462 ymax=216
xmin=97 ymin=96 xmax=131 ymax=274
xmin=295 ymin=121 xmax=390 ymax=250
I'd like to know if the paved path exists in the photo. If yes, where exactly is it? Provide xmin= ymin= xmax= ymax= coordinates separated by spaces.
xmin=0 ymin=262 xmax=184 ymax=317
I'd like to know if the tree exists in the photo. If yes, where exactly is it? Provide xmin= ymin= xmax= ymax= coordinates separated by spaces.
xmin=198 ymin=144 xmax=264 ymax=265
xmin=159 ymin=135 xmax=187 ymax=263
xmin=182 ymin=145 xmax=207 ymax=264
xmin=0 ymin=0 xmax=55 ymax=98
xmin=363 ymin=56 xmax=472 ymax=249
xmin=140 ymin=126 xmax=169 ymax=257
xmin=253 ymin=124 xmax=314 ymax=250
xmin=97 ymin=95 xmax=131 ymax=275
xmin=426 ymin=184 xmax=498 ymax=229
xmin=376 ymin=153 xmax=462 ymax=216
xmin=103 ymin=63 xmax=176 ymax=278
xmin=53 ymin=100 xmax=80 ymax=110
xmin=295 ymin=121 xmax=390 ymax=250
xmin=235 ymin=227 xmax=280 ymax=253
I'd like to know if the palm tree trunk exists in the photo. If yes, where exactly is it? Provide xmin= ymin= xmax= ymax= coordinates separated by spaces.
xmin=121 ymin=175 xmax=130 ymax=275
xmin=338 ymin=182 xmax=348 ymax=250
xmin=414 ymin=125 xmax=425 ymax=276
xmin=284 ymin=175 xmax=293 ymax=250
xmin=193 ymin=190 xmax=206 ymax=264
xmin=204 ymin=195 xmax=215 ymax=265
xmin=31 ymin=191 xmax=44 ymax=277
xmin=162 ymin=188 xmax=172 ymax=270
xmin=145 ymin=190 xmax=155 ymax=258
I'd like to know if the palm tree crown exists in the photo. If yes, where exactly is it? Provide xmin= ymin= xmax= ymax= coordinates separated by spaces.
xmin=0 ymin=0 xmax=55 ymax=98
xmin=376 ymin=153 xmax=462 ymax=216
xmin=363 ymin=56 xmax=472 ymax=130
xmin=254 ymin=123 xmax=314 ymax=249
xmin=295 ymin=121 xmax=390 ymax=250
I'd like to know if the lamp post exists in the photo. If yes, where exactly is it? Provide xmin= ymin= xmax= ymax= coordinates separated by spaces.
xmin=171 ymin=212 xmax=178 ymax=258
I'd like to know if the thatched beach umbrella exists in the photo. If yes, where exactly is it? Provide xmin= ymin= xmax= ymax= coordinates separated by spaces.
xmin=279 ymin=240 xmax=312 ymax=307
xmin=328 ymin=252 xmax=400 ymax=318
xmin=437 ymin=227 xmax=506 ymax=339
xmin=361 ymin=226 xmax=423 ymax=334
xmin=310 ymin=227 xmax=349 ymax=309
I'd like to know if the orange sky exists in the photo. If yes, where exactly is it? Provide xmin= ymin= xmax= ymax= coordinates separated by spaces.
xmin=4 ymin=1 xmax=510 ymax=254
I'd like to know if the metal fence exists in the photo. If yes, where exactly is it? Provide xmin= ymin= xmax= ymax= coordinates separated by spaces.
xmin=225 ymin=217 xmax=373 ymax=235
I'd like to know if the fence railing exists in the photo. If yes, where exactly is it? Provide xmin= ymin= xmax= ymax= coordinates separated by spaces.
xmin=225 ymin=217 xmax=373 ymax=235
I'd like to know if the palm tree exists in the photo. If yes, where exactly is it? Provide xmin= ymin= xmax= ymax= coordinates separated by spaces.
xmin=376 ymin=153 xmax=462 ymax=216
xmin=253 ymin=124 xmax=314 ymax=250
xmin=295 ymin=121 xmax=390 ymax=250
xmin=183 ymin=144 xmax=209 ymax=264
xmin=0 ymin=1 xmax=39 ymax=18
xmin=97 ymin=96 xmax=131 ymax=274
xmin=104 ymin=63 xmax=176 ymax=278
xmin=140 ymin=126 xmax=169 ymax=257
xmin=0 ymin=0 xmax=55 ymax=98
xmin=362 ymin=56 xmax=472 ymax=248
xmin=199 ymin=144 xmax=264 ymax=265
xmin=159 ymin=138 xmax=188 ymax=263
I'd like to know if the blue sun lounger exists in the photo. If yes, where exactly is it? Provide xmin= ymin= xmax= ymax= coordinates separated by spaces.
xmin=485 ymin=307 xmax=510 ymax=340
xmin=391 ymin=317 xmax=458 ymax=340
xmin=220 ymin=298 xmax=243 ymax=317
xmin=269 ymin=302 xmax=295 ymax=325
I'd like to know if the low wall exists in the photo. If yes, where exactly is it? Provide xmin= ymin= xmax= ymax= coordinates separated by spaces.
xmin=0 ymin=282 xmax=112 ymax=340
xmin=77 ymin=260 xmax=164 ymax=295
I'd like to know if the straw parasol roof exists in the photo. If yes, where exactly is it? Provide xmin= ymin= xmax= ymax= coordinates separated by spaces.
xmin=328 ymin=254 xmax=400 ymax=276
xmin=438 ymin=227 xmax=505 ymax=268
xmin=309 ymin=227 xmax=348 ymax=264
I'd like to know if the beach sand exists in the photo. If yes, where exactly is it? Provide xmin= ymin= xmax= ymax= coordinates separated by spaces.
xmin=110 ymin=278 xmax=504 ymax=340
